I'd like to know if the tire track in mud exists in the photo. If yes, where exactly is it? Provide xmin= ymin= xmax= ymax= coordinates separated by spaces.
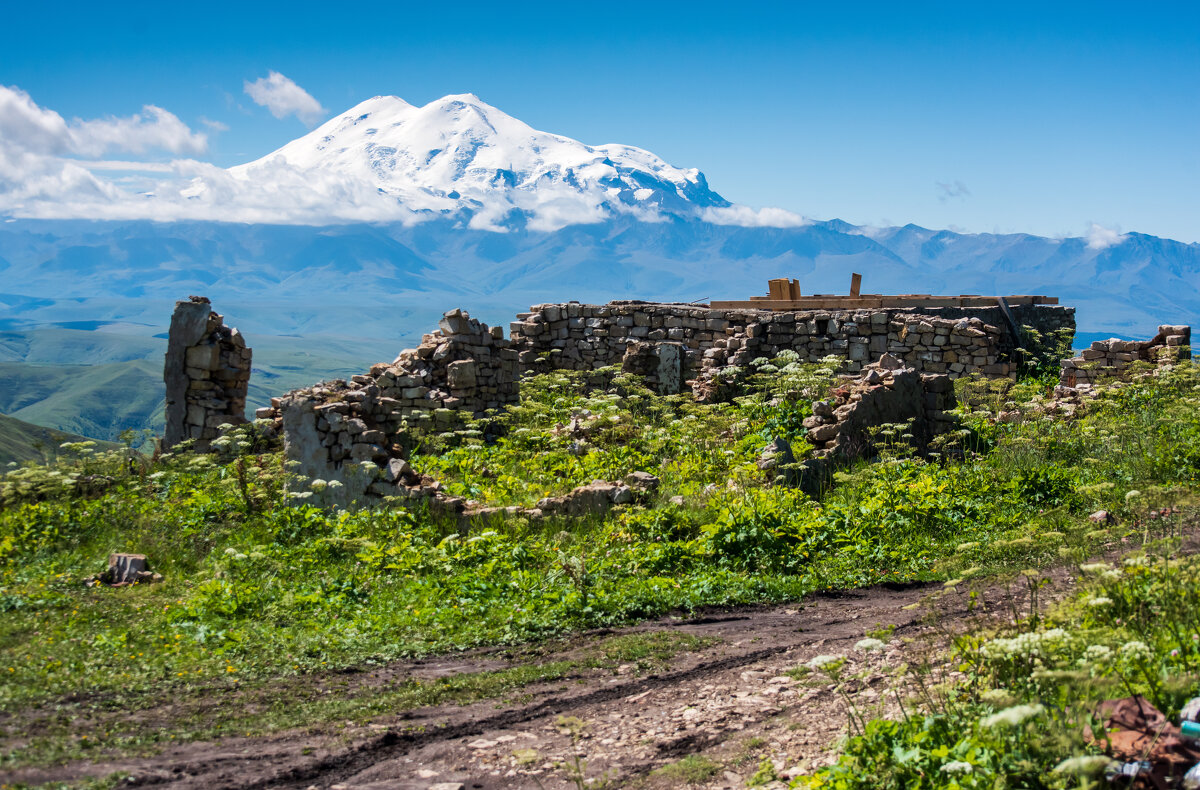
xmin=246 ymin=644 xmax=799 ymax=789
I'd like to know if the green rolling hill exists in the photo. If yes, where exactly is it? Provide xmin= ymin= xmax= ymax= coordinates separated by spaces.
xmin=0 ymin=412 xmax=117 ymax=465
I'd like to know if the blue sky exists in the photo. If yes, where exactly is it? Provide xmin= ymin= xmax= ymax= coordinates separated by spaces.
xmin=1 ymin=0 xmax=1197 ymax=241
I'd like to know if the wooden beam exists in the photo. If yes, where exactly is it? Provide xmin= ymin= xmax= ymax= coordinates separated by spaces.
xmin=711 ymin=293 xmax=1061 ymax=311
xmin=850 ymin=272 xmax=862 ymax=297
xmin=788 ymin=279 xmax=802 ymax=299
xmin=768 ymin=278 xmax=789 ymax=300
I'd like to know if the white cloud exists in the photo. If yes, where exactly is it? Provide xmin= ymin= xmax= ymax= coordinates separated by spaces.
xmin=244 ymin=71 xmax=326 ymax=125
xmin=72 ymin=105 xmax=207 ymax=156
xmin=200 ymin=117 xmax=230 ymax=132
xmin=0 ymin=85 xmax=207 ymax=157
xmin=700 ymin=205 xmax=809 ymax=228
xmin=1086 ymin=222 xmax=1127 ymax=250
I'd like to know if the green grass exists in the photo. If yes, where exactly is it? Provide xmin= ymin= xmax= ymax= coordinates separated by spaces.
xmin=653 ymin=754 xmax=722 ymax=784
xmin=799 ymin=537 xmax=1200 ymax=790
xmin=2 ymin=357 xmax=1199 ymax=771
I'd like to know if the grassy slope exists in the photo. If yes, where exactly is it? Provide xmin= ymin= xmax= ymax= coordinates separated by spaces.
xmin=0 ymin=412 xmax=117 ymax=465
xmin=0 ymin=360 xmax=164 ymax=443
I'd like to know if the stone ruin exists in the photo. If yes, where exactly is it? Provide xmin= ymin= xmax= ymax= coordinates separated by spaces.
xmin=247 ymin=298 xmax=1074 ymax=507
xmin=1060 ymin=325 xmax=1191 ymax=389
xmin=507 ymin=301 xmax=1076 ymax=385
xmin=163 ymin=296 xmax=252 ymax=451
xmin=162 ymin=292 xmax=1193 ymax=509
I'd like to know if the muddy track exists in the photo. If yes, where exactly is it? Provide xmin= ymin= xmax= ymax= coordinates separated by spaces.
xmin=252 ymin=644 xmax=799 ymax=790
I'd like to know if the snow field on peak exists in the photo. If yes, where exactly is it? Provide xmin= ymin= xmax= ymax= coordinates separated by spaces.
xmin=229 ymin=93 xmax=729 ymax=230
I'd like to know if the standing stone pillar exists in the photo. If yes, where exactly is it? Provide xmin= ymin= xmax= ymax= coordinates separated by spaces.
xmin=163 ymin=296 xmax=252 ymax=451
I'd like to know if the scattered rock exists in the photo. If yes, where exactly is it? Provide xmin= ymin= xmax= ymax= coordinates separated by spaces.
xmin=758 ymin=437 xmax=794 ymax=472
xmin=624 ymin=471 xmax=660 ymax=491
xmin=87 ymin=553 xmax=162 ymax=587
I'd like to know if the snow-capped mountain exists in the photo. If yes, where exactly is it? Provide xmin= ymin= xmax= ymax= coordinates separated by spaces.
xmin=226 ymin=94 xmax=730 ymax=231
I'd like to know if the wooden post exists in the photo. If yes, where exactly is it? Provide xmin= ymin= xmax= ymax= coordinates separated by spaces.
xmin=850 ymin=272 xmax=862 ymax=297
xmin=768 ymin=279 xmax=788 ymax=300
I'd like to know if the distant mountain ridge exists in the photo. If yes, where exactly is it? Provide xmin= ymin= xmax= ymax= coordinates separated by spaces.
xmin=0 ymin=216 xmax=1195 ymax=343
xmin=0 ymin=411 xmax=115 ymax=465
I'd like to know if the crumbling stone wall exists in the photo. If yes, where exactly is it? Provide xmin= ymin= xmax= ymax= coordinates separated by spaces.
xmin=760 ymin=355 xmax=961 ymax=495
xmin=266 ymin=299 xmax=1074 ymax=506
xmin=163 ymin=296 xmax=251 ymax=451
xmin=268 ymin=309 xmax=518 ymax=506
xmin=1060 ymin=325 xmax=1191 ymax=389
xmin=803 ymin=356 xmax=959 ymax=457
xmin=509 ymin=301 xmax=1075 ymax=384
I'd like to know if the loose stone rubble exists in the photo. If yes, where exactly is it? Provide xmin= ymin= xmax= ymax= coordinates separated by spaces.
xmin=1060 ymin=325 xmax=1191 ymax=389
xmin=757 ymin=353 xmax=961 ymax=493
xmin=163 ymin=296 xmax=252 ymax=451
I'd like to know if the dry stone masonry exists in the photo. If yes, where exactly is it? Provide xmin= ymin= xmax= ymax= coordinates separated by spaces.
xmin=163 ymin=296 xmax=252 ymax=451
xmin=803 ymin=354 xmax=959 ymax=458
xmin=258 ymin=299 xmax=1075 ymax=505
xmin=1060 ymin=325 xmax=1192 ymax=389
xmin=265 ymin=309 xmax=518 ymax=505
xmin=509 ymin=301 xmax=1075 ymax=390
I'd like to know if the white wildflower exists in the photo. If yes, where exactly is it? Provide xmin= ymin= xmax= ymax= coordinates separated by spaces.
xmin=327 ymin=480 xmax=344 ymax=489
xmin=224 ymin=547 xmax=237 ymax=556
xmin=1119 ymin=641 xmax=1153 ymax=663
xmin=1079 ymin=562 xmax=1110 ymax=574
xmin=1087 ymin=596 xmax=1114 ymax=608
xmin=981 ymin=703 xmax=1044 ymax=728
xmin=980 ymin=688 xmax=1014 ymax=705
xmin=309 ymin=479 xmax=329 ymax=491
xmin=1052 ymin=755 xmax=1114 ymax=776
xmin=806 ymin=654 xmax=844 ymax=670
xmin=940 ymin=761 xmax=973 ymax=775
xmin=855 ymin=638 xmax=886 ymax=652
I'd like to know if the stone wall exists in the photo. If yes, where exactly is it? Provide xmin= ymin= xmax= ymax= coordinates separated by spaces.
xmin=760 ymin=354 xmax=961 ymax=494
xmin=163 ymin=297 xmax=251 ymax=451
xmin=803 ymin=355 xmax=959 ymax=458
xmin=509 ymin=301 xmax=1075 ymax=385
xmin=1059 ymin=325 xmax=1191 ymax=389
xmin=269 ymin=309 xmax=517 ymax=506
xmin=266 ymin=299 xmax=1073 ymax=505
